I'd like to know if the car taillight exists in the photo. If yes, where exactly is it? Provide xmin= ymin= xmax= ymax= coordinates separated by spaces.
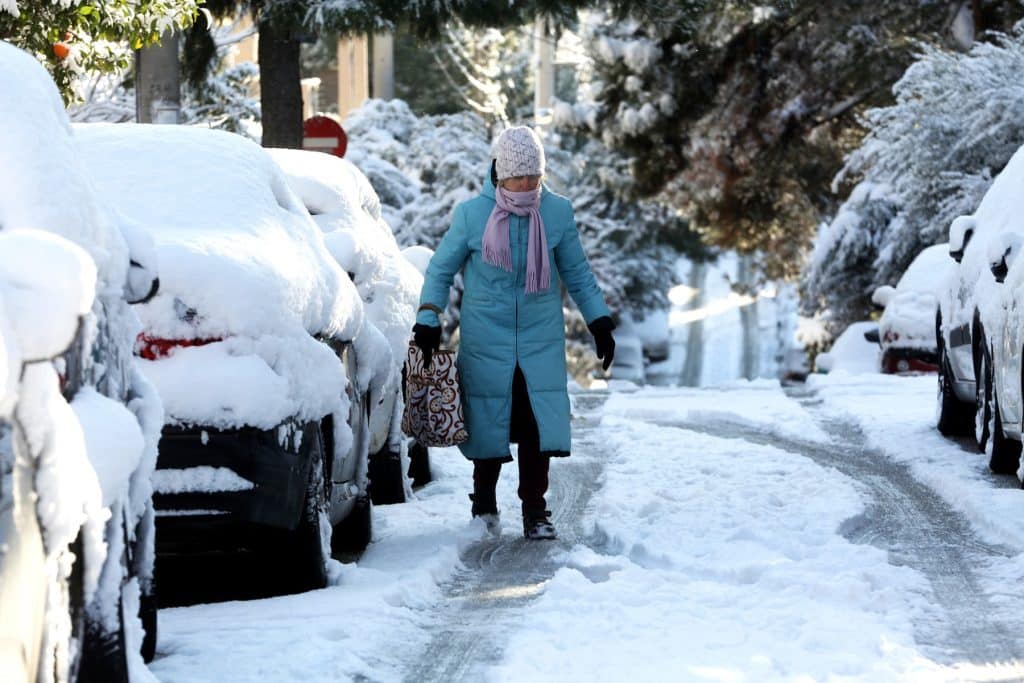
xmin=135 ymin=334 xmax=221 ymax=360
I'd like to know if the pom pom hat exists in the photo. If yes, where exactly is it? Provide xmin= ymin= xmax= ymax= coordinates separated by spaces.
xmin=494 ymin=126 xmax=545 ymax=180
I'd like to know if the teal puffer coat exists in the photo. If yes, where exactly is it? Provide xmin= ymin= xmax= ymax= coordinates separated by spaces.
xmin=416 ymin=169 xmax=610 ymax=460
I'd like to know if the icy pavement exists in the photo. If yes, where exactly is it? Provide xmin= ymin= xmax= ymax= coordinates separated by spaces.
xmin=150 ymin=378 xmax=1024 ymax=682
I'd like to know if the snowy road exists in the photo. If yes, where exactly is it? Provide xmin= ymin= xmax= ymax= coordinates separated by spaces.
xmin=150 ymin=377 xmax=1024 ymax=683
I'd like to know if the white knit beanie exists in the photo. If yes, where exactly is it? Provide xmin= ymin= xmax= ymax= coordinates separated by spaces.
xmin=494 ymin=126 xmax=545 ymax=180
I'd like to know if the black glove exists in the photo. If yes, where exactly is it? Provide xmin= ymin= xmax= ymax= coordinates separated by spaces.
xmin=412 ymin=323 xmax=442 ymax=369
xmin=587 ymin=316 xmax=616 ymax=372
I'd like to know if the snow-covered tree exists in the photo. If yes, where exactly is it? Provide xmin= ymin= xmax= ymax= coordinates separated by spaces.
xmin=0 ymin=0 xmax=199 ymax=99
xmin=343 ymin=98 xmax=492 ymax=248
xmin=563 ymin=1 xmax=1024 ymax=281
xmin=802 ymin=26 xmax=1024 ymax=331
xmin=428 ymin=18 xmax=533 ymax=126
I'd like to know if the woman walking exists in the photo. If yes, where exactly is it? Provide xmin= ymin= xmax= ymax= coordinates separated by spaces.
xmin=412 ymin=126 xmax=615 ymax=540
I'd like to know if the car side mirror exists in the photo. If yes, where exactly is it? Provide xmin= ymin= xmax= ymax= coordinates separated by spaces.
xmin=863 ymin=327 xmax=880 ymax=344
xmin=949 ymin=216 xmax=976 ymax=263
xmin=871 ymin=285 xmax=896 ymax=309
xmin=0 ymin=231 xmax=96 ymax=362
xmin=988 ymin=232 xmax=1023 ymax=284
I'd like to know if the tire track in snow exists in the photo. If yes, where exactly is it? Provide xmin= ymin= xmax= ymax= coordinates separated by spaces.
xmin=642 ymin=385 xmax=1023 ymax=667
xmin=401 ymin=394 xmax=607 ymax=683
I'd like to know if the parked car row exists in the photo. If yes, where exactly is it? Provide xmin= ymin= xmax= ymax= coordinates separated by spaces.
xmin=935 ymin=143 xmax=1024 ymax=480
xmin=0 ymin=40 xmax=425 ymax=682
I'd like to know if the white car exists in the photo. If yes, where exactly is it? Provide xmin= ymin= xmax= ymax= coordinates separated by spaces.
xmin=0 ymin=41 xmax=161 ymax=682
xmin=267 ymin=148 xmax=431 ymax=495
xmin=871 ymin=244 xmax=948 ymax=374
xmin=936 ymin=143 xmax=1024 ymax=460
xmin=77 ymin=123 xmax=384 ymax=594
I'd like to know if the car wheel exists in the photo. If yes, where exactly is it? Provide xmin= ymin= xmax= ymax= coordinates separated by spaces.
xmin=332 ymin=494 xmax=372 ymax=555
xmin=935 ymin=329 xmax=973 ymax=436
xmin=288 ymin=440 xmax=327 ymax=593
xmin=138 ymin=579 xmax=157 ymax=663
xmin=974 ymin=335 xmax=992 ymax=453
xmin=78 ymin=510 xmax=131 ymax=683
xmin=407 ymin=440 xmax=432 ymax=488
xmin=367 ymin=446 xmax=406 ymax=505
xmin=989 ymin=387 xmax=1022 ymax=475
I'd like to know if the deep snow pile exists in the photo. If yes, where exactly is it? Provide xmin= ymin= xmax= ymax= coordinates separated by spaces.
xmin=76 ymin=123 xmax=364 ymax=432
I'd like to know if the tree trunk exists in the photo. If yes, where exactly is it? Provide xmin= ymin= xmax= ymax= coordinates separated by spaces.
xmin=258 ymin=20 xmax=303 ymax=148
xmin=135 ymin=31 xmax=180 ymax=124
xmin=680 ymin=262 xmax=706 ymax=387
xmin=737 ymin=255 xmax=760 ymax=380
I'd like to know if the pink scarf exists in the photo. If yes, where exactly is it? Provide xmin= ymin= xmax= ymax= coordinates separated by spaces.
xmin=482 ymin=186 xmax=550 ymax=293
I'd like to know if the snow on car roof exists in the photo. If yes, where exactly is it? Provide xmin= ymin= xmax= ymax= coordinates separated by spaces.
xmin=267 ymin=148 xmax=422 ymax=381
xmin=0 ymin=40 xmax=128 ymax=289
xmin=265 ymin=148 xmax=393 ymax=241
xmin=75 ymin=123 xmax=363 ymax=342
xmin=895 ymin=243 xmax=949 ymax=294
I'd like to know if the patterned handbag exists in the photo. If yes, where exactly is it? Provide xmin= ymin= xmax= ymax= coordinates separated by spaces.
xmin=401 ymin=343 xmax=469 ymax=447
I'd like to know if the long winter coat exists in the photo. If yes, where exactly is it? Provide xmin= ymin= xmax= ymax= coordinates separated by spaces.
xmin=416 ymin=168 xmax=610 ymax=460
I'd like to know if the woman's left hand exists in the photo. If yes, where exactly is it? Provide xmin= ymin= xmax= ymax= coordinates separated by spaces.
xmin=587 ymin=316 xmax=616 ymax=371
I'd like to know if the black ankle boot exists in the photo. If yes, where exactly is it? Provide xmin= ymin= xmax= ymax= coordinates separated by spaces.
xmin=523 ymin=510 xmax=556 ymax=540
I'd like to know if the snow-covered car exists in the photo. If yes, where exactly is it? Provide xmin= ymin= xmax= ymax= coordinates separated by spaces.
xmin=0 ymin=41 xmax=162 ymax=682
xmin=971 ymin=224 xmax=1024 ymax=476
xmin=267 ymin=148 xmax=430 ymax=495
xmin=935 ymin=144 xmax=1024 ymax=453
xmin=815 ymin=322 xmax=880 ymax=375
xmin=871 ymin=244 xmax=948 ymax=374
xmin=77 ymin=123 xmax=378 ymax=593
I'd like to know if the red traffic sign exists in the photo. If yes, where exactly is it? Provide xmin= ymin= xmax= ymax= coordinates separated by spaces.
xmin=302 ymin=116 xmax=347 ymax=158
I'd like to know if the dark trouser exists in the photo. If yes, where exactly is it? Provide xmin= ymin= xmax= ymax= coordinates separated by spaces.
xmin=472 ymin=365 xmax=550 ymax=516
xmin=473 ymin=449 xmax=550 ymax=516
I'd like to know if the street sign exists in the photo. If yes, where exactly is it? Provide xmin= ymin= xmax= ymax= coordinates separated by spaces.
xmin=302 ymin=116 xmax=347 ymax=158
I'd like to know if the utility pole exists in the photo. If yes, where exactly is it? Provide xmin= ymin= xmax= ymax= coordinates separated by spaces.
xmin=135 ymin=32 xmax=180 ymax=124
xmin=533 ymin=16 xmax=554 ymax=127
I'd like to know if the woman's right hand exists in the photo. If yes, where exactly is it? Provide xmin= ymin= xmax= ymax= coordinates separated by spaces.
xmin=412 ymin=323 xmax=442 ymax=368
